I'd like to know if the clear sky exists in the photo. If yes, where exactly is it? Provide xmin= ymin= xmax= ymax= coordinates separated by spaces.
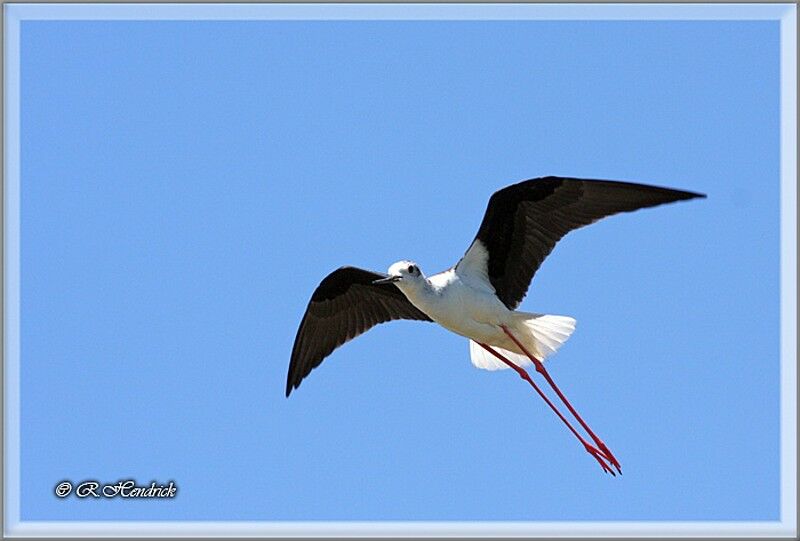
xmin=19 ymin=18 xmax=780 ymax=521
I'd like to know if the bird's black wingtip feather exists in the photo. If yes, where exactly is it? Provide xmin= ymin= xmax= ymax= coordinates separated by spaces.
xmin=677 ymin=189 xmax=707 ymax=200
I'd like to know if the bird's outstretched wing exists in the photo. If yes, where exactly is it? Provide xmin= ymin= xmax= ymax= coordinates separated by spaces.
xmin=458 ymin=176 xmax=706 ymax=310
xmin=286 ymin=266 xmax=432 ymax=396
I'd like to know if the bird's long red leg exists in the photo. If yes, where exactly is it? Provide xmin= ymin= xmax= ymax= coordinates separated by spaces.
xmin=477 ymin=343 xmax=615 ymax=476
xmin=499 ymin=325 xmax=622 ymax=474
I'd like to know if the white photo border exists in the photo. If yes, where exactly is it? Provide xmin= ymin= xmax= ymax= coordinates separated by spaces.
xmin=3 ymin=3 xmax=796 ymax=538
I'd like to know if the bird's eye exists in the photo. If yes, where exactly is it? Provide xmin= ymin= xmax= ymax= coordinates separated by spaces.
xmin=408 ymin=265 xmax=415 ymax=274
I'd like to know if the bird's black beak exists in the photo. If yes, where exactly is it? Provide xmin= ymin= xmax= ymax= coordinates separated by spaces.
xmin=372 ymin=275 xmax=401 ymax=285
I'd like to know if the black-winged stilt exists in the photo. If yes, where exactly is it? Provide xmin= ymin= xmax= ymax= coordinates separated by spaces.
xmin=286 ymin=176 xmax=705 ymax=474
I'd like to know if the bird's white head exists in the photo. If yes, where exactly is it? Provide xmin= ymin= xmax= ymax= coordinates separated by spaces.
xmin=372 ymin=260 xmax=424 ymax=286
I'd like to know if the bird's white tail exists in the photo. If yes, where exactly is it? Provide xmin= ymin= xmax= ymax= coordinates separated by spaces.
xmin=469 ymin=313 xmax=576 ymax=371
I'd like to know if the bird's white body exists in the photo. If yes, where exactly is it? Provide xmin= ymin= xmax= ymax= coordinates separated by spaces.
xmin=393 ymin=264 xmax=516 ymax=348
xmin=387 ymin=242 xmax=576 ymax=369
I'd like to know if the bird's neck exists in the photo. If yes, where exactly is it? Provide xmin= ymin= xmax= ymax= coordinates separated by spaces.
xmin=396 ymin=277 xmax=435 ymax=307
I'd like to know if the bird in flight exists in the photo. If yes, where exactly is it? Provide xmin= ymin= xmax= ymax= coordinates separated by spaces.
xmin=286 ymin=176 xmax=705 ymax=474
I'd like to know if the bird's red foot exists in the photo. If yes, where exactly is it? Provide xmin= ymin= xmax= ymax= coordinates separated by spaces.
xmin=585 ymin=443 xmax=616 ymax=476
xmin=595 ymin=441 xmax=622 ymax=475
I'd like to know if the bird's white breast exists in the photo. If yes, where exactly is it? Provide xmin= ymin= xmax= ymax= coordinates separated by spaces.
xmin=397 ymin=267 xmax=512 ymax=344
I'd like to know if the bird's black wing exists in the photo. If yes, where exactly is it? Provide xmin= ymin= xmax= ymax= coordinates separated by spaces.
xmin=286 ymin=266 xmax=432 ymax=396
xmin=458 ymin=176 xmax=706 ymax=310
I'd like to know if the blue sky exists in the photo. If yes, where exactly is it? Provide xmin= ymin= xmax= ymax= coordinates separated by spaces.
xmin=18 ymin=18 xmax=780 ymax=521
